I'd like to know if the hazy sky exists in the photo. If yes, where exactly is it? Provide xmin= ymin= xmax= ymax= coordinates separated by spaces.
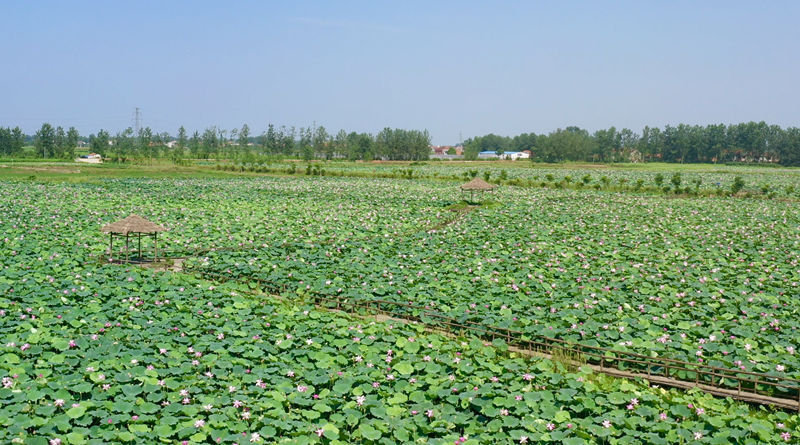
xmin=2 ymin=1 xmax=798 ymax=144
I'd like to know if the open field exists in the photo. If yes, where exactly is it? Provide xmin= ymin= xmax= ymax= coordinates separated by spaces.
xmin=2 ymin=161 xmax=800 ymax=443
xmin=3 ymin=159 xmax=800 ymax=198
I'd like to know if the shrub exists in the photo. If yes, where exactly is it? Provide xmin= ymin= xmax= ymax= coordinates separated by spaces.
xmin=670 ymin=173 xmax=682 ymax=189
xmin=731 ymin=176 xmax=745 ymax=194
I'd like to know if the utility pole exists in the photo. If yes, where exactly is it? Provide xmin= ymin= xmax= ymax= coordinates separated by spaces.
xmin=134 ymin=107 xmax=142 ymax=134
xmin=459 ymin=131 xmax=463 ymax=146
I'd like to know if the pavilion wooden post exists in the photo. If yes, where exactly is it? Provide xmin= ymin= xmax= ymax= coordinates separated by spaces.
xmin=154 ymin=233 xmax=158 ymax=261
xmin=138 ymin=233 xmax=142 ymax=261
xmin=125 ymin=234 xmax=130 ymax=262
xmin=109 ymin=233 xmax=113 ymax=259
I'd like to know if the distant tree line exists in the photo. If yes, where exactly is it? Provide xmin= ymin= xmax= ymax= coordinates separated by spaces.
xmin=464 ymin=122 xmax=800 ymax=166
xmin=6 ymin=122 xmax=431 ymax=162
xmin=11 ymin=121 xmax=800 ymax=166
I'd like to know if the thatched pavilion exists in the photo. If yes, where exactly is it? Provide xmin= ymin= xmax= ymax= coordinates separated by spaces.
xmin=102 ymin=215 xmax=167 ymax=262
xmin=460 ymin=177 xmax=496 ymax=202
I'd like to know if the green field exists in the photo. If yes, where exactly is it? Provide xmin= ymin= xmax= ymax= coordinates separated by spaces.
xmin=2 ymin=161 xmax=799 ymax=444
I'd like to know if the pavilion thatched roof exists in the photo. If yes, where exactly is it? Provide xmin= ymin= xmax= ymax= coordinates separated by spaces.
xmin=101 ymin=215 xmax=167 ymax=235
xmin=460 ymin=177 xmax=496 ymax=191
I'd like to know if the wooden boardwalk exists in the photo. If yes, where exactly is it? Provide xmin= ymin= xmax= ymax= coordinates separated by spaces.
xmin=189 ymin=268 xmax=800 ymax=411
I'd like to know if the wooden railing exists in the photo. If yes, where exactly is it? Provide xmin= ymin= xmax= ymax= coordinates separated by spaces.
xmin=185 ymin=267 xmax=800 ymax=410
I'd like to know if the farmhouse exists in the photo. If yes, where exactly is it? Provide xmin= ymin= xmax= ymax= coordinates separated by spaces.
xmin=477 ymin=151 xmax=530 ymax=160
xmin=76 ymin=153 xmax=103 ymax=164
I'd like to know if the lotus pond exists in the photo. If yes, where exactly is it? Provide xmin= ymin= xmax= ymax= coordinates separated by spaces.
xmin=1 ymin=173 xmax=800 ymax=443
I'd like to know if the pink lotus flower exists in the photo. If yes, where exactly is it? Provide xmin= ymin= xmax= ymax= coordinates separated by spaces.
xmin=315 ymin=428 xmax=324 ymax=437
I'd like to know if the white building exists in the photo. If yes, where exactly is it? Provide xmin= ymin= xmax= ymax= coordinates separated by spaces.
xmin=505 ymin=151 xmax=530 ymax=160
xmin=478 ymin=151 xmax=530 ymax=160
xmin=76 ymin=153 xmax=102 ymax=164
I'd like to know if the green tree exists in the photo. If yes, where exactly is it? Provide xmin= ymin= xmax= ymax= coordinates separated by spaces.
xmin=138 ymin=127 xmax=154 ymax=159
xmin=177 ymin=126 xmax=188 ymax=155
xmin=34 ymin=123 xmax=56 ymax=158
xmin=65 ymin=127 xmax=79 ymax=159
xmin=314 ymin=125 xmax=331 ymax=159
xmin=11 ymin=127 xmax=25 ymax=155
xmin=264 ymin=124 xmax=278 ymax=154
xmin=201 ymin=127 xmax=218 ymax=159
xmin=334 ymin=129 xmax=347 ymax=159
xmin=90 ymin=129 xmax=110 ymax=156
xmin=238 ymin=124 xmax=250 ymax=148
xmin=298 ymin=127 xmax=313 ymax=160
xmin=189 ymin=131 xmax=201 ymax=158
xmin=114 ymin=127 xmax=135 ymax=161
xmin=54 ymin=126 xmax=66 ymax=158
xmin=0 ymin=127 xmax=10 ymax=155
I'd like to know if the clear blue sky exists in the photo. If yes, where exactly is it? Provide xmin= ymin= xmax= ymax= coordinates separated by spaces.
xmin=2 ymin=1 xmax=798 ymax=144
